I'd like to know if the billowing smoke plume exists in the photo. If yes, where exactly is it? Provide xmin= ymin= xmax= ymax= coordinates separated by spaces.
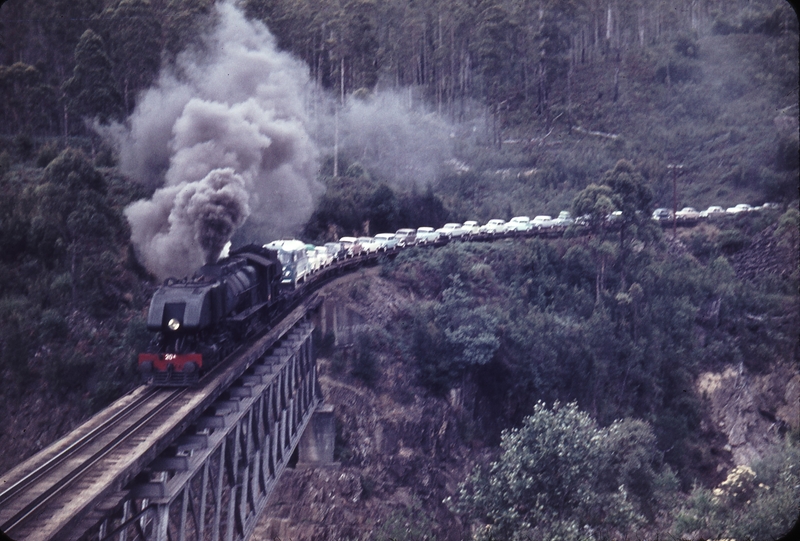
xmin=126 ymin=168 xmax=250 ymax=278
xmin=335 ymin=91 xmax=455 ymax=188
xmin=309 ymin=90 xmax=456 ymax=189
xmin=106 ymin=1 xmax=319 ymax=280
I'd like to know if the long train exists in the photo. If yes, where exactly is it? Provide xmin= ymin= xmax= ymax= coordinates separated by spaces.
xmin=138 ymin=237 xmax=398 ymax=386
xmin=137 ymin=210 xmax=753 ymax=386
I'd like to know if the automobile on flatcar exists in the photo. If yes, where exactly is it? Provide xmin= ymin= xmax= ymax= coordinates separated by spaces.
xmin=325 ymin=241 xmax=345 ymax=260
xmin=416 ymin=227 xmax=440 ymax=244
xmin=554 ymin=211 xmax=575 ymax=227
xmin=358 ymin=237 xmax=382 ymax=254
xmin=265 ymin=239 xmax=310 ymax=288
xmin=507 ymin=216 xmax=532 ymax=233
xmin=480 ymin=219 xmax=508 ymax=235
xmin=315 ymin=246 xmax=333 ymax=268
xmin=436 ymin=223 xmax=465 ymax=239
xmin=339 ymin=237 xmax=363 ymax=257
xmin=461 ymin=221 xmax=481 ymax=238
xmin=374 ymin=233 xmax=399 ymax=251
xmin=676 ymin=207 xmax=700 ymax=221
xmin=395 ymin=228 xmax=417 ymax=246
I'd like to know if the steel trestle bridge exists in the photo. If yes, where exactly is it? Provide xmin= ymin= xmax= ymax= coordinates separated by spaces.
xmin=0 ymin=296 xmax=326 ymax=541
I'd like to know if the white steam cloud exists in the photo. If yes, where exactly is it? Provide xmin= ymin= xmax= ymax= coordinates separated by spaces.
xmin=334 ymin=91 xmax=455 ymax=188
xmin=107 ymin=1 xmax=319 ymax=280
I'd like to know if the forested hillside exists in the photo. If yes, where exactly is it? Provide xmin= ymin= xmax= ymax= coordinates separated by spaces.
xmin=0 ymin=0 xmax=798 ymax=539
xmin=1 ymin=0 xmax=797 ymax=216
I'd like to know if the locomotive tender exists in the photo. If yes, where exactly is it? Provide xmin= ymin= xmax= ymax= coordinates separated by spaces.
xmin=138 ymin=244 xmax=283 ymax=386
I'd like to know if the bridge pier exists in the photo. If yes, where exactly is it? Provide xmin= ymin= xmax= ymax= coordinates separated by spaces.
xmin=297 ymin=405 xmax=336 ymax=467
xmin=316 ymin=291 xmax=366 ymax=347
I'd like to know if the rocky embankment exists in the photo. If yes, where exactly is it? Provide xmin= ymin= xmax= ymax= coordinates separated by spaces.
xmin=255 ymin=268 xmax=480 ymax=540
xmin=697 ymin=362 xmax=799 ymax=467
xmin=254 ymin=250 xmax=799 ymax=540
xmin=731 ymin=222 xmax=798 ymax=282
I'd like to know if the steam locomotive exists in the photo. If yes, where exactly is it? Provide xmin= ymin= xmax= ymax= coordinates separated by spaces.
xmin=138 ymin=244 xmax=284 ymax=386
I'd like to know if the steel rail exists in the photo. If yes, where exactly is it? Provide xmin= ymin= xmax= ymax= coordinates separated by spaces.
xmin=1 ymin=388 xmax=187 ymax=536
xmin=0 ymin=387 xmax=161 ymax=509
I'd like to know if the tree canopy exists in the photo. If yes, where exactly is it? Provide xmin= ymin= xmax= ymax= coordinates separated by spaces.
xmin=453 ymin=401 xmax=669 ymax=541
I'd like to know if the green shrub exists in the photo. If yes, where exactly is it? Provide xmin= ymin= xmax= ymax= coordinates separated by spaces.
xmin=673 ymin=34 xmax=699 ymax=58
xmin=687 ymin=229 xmax=718 ymax=261
xmin=672 ymin=441 xmax=800 ymax=540
xmin=38 ymin=309 xmax=69 ymax=343
xmin=14 ymin=134 xmax=34 ymax=161
xmin=36 ymin=142 xmax=59 ymax=168
xmin=0 ymin=150 xmax=11 ymax=175
xmin=655 ymin=58 xmax=702 ymax=85
xmin=372 ymin=498 xmax=438 ymax=541
xmin=0 ymin=296 xmax=37 ymax=377
xmin=717 ymin=229 xmax=748 ymax=254
xmin=331 ymin=348 xmax=348 ymax=374
xmin=0 ymin=322 xmax=34 ymax=382
xmin=452 ymin=402 xmax=664 ymax=540
xmin=43 ymin=350 xmax=94 ymax=395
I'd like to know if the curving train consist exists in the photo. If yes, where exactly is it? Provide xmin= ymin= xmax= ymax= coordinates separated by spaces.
xmin=139 ymin=235 xmax=397 ymax=386
xmin=138 ymin=204 xmax=773 ymax=386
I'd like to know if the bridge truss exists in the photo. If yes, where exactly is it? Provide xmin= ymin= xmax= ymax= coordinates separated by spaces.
xmin=80 ymin=320 xmax=318 ymax=541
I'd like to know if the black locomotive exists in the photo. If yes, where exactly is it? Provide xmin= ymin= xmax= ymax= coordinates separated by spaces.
xmin=138 ymin=244 xmax=283 ymax=386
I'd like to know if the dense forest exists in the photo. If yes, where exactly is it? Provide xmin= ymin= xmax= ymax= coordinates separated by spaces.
xmin=0 ymin=0 xmax=798 ymax=539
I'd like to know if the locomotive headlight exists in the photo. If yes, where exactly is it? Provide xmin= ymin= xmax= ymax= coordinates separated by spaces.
xmin=167 ymin=318 xmax=181 ymax=331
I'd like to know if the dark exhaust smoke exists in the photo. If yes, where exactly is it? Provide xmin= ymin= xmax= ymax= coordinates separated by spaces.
xmin=125 ymin=168 xmax=250 ymax=279
xmin=105 ymin=1 xmax=320 ymax=280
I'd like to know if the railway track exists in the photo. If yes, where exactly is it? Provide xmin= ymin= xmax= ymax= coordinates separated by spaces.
xmin=0 ymin=386 xmax=162 ymax=512
xmin=0 ymin=387 xmax=189 ymax=540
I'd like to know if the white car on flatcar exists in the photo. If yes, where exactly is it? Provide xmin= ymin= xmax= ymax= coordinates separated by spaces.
xmin=507 ymin=216 xmax=532 ymax=232
xmin=726 ymin=203 xmax=754 ymax=214
xmin=358 ymin=237 xmax=381 ymax=254
xmin=461 ymin=221 xmax=481 ymax=237
xmin=480 ymin=219 xmax=507 ymax=235
xmin=374 ymin=233 xmax=399 ymax=251
xmin=436 ymin=223 xmax=466 ymax=239
xmin=416 ymin=227 xmax=440 ymax=245
xmin=315 ymin=246 xmax=333 ymax=268
xmin=700 ymin=206 xmax=725 ymax=219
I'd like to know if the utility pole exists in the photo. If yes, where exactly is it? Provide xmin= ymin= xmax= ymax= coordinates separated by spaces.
xmin=667 ymin=164 xmax=684 ymax=238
